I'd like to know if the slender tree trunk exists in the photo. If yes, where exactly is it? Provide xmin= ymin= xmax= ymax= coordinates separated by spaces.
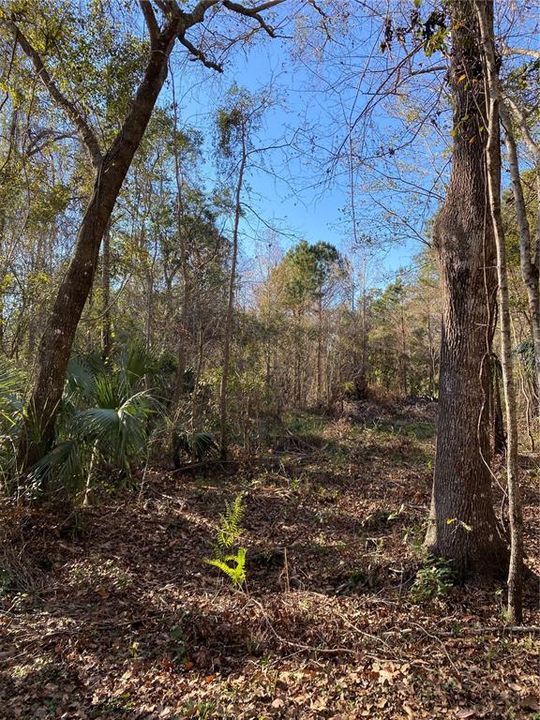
xmin=293 ymin=311 xmax=302 ymax=406
xmin=400 ymin=303 xmax=407 ymax=396
xmin=316 ymin=293 xmax=322 ymax=405
xmin=0 ymin=210 xmax=7 ymax=354
xmin=17 ymin=31 xmax=176 ymax=471
xmin=170 ymin=74 xmax=192 ymax=409
xmin=476 ymin=0 xmax=523 ymax=622
xmin=0 ymin=105 xmax=19 ymax=355
xmin=101 ymin=221 xmax=112 ymax=360
xmin=360 ymin=267 xmax=369 ymax=394
xmin=425 ymin=0 xmax=507 ymax=579
xmin=492 ymin=356 xmax=506 ymax=456
xmin=500 ymin=115 xmax=540 ymax=412
xmin=220 ymin=131 xmax=247 ymax=460
xmin=145 ymin=272 xmax=154 ymax=350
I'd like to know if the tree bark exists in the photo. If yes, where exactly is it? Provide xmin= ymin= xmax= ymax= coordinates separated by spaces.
xmin=425 ymin=0 xmax=507 ymax=579
xmin=476 ymin=0 xmax=524 ymax=623
xmin=17 ymin=26 xmax=177 ymax=470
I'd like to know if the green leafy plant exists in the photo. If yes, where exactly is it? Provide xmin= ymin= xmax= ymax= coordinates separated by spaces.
xmin=30 ymin=386 xmax=154 ymax=496
xmin=206 ymin=547 xmax=247 ymax=588
xmin=0 ymin=568 xmax=15 ymax=597
xmin=27 ymin=346 xmax=160 ymax=498
xmin=402 ymin=521 xmax=427 ymax=555
xmin=216 ymin=493 xmax=244 ymax=550
xmin=205 ymin=493 xmax=247 ymax=588
xmin=410 ymin=556 xmax=455 ymax=603
xmin=169 ymin=624 xmax=188 ymax=663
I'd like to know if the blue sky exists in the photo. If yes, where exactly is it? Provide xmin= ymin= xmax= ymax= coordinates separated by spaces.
xmin=167 ymin=11 xmax=442 ymax=289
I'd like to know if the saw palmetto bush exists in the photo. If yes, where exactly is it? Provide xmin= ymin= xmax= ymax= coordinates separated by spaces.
xmin=0 ymin=358 xmax=26 ymax=489
xmin=30 ymin=347 xmax=161 ymax=500
xmin=0 ymin=345 xmax=164 ymax=500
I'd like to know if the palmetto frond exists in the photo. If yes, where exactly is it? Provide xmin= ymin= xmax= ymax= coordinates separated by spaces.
xmin=66 ymin=356 xmax=97 ymax=401
xmin=92 ymin=375 xmax=126 ymax=409
xmin=120 ymin=343 xmax=160 ymax=390
xmin=174 ymin=431 xmax=218 ymax=462
xmin=0 ymin=358 xmax=25 ymax=429
xmin=29 ymin=439 xmax=85 ymax=491
xmin=74 ymin=390 xmax=153 ymax=468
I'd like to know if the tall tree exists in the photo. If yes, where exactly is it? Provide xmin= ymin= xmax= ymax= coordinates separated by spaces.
xmin=216 ymin=90 xmax=269 ymax=459
xmin=476 ymin=0 xmax=523 ymax=622
xmin=278 ymin=240 xmax=343 ymax=405
xmin=425 ymin=0 xmax=507 ymax=578
xmin=1 ymin=0 xmax=285 ymax=471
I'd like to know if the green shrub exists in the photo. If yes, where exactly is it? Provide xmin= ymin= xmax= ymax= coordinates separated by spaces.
xmin=410 ymin=556 xmax=454 ymax=603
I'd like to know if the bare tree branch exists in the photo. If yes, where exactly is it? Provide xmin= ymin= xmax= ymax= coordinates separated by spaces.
xmin=140 ymin=0 xmax=160 ymax=43
xmin=504 ymin=95 xmax=540 ymax=157
xmin=502 ymin=45 xmax=540 ymax=60
xmin=222 ymin=0 xmax=286 ymax=37
xmin=178 ymin=35 xmax=223 ymax=70
xmin=186 ymin=0 xmax=222 ymax=25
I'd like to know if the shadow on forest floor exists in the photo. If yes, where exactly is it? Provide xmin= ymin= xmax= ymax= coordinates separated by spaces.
xmin=1 ymin=405 xmax=539 ymax=719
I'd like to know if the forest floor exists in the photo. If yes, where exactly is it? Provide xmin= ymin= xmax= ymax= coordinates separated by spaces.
xmin=0 ymin=402 xmax=539 ymax=720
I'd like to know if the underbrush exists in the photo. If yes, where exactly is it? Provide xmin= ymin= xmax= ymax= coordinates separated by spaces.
xmin=0 ymin=409 xmax=538 ymax=720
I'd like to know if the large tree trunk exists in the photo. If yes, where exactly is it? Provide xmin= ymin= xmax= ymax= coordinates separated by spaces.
xmin=18 ymin=32 xmax=175 ymax=471
xmin=425 ymin=0 xmax=507 ymax=579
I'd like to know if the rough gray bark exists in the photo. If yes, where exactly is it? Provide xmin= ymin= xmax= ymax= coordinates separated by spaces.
xmin=425 ymin=0 xmax=507 ymax=578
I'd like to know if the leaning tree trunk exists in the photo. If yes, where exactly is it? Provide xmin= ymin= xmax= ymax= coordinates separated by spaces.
xmin=17 ymin=32 xmax=175 ymax=471
xmin=425 ymin=0 xmax=507 ymax=579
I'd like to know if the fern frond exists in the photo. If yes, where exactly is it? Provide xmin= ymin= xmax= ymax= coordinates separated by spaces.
xmin=217 ymin=493 xmax=244 ymax=550
xmin=205 ymin=547 xmax=247 ymax=587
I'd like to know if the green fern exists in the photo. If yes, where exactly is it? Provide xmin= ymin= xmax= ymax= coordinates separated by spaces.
xmin=206 ymin=494 xmax=247 ymax=588
xmin=217 ymin=494 xmax=244 ymax=550
xmin=206 ymin=548 xmax=247 ymax=588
